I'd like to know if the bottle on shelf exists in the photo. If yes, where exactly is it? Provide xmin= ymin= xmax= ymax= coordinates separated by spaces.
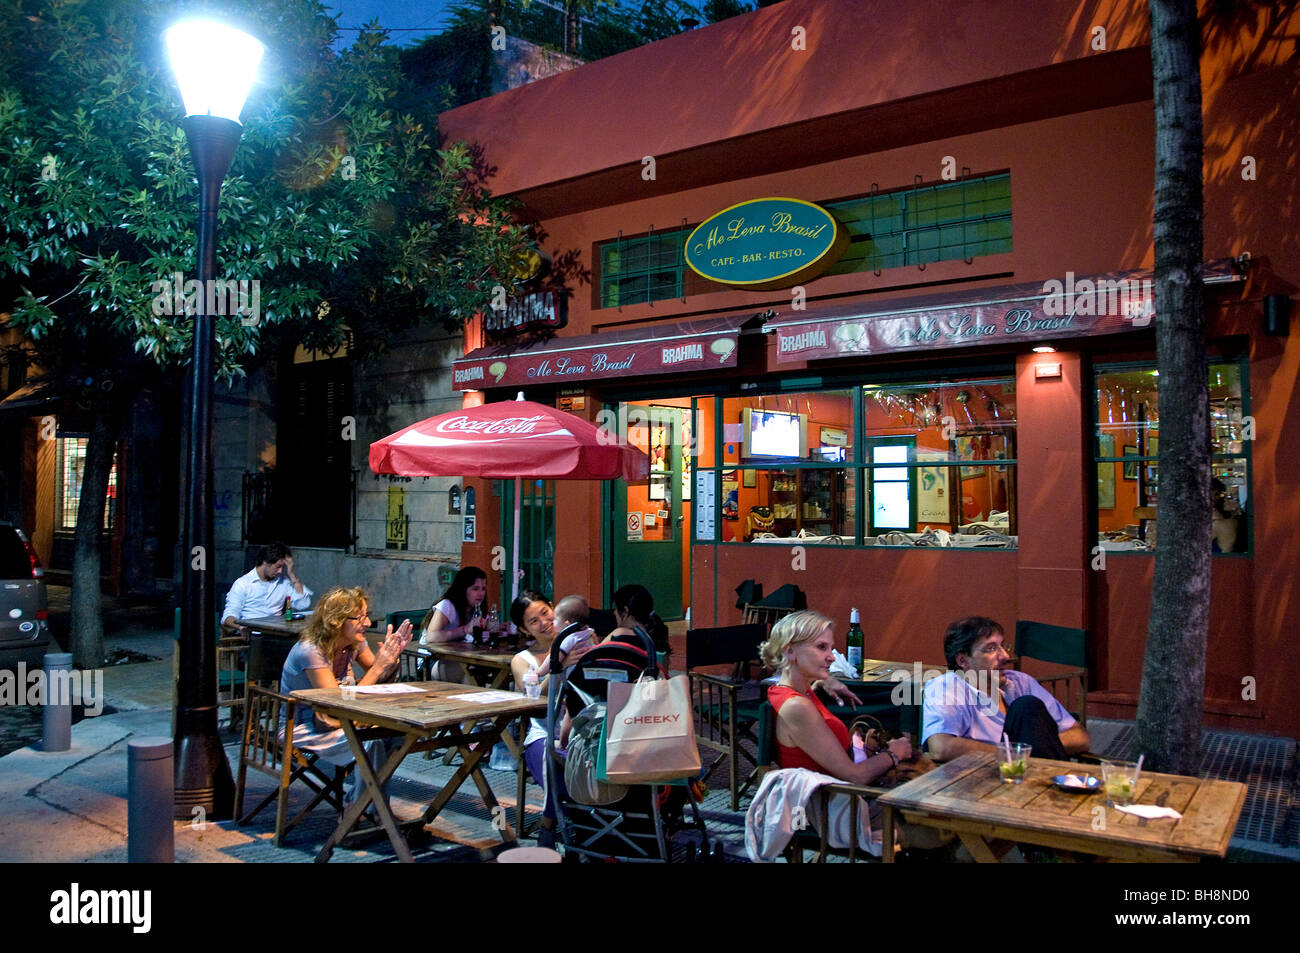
xmin=846 ymin=607 xmax=864 ymax=678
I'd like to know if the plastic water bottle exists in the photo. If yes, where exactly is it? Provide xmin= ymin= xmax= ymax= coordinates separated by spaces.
xmin=522 ymin=665 xmax=540 ymax=699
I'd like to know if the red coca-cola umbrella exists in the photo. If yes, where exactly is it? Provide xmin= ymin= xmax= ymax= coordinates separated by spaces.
xmin=370 ymin=394 xmax=648 ymax=605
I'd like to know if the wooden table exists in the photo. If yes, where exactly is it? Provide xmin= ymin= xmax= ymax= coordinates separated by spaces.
xmin=878 ymin=750 xmax=1247 ymax=863
xmin=236 ymin=614 xmax=311 ymax=638
xmin=291 ymin=681 xmax=546 ymax=863
xmin=824 ymin=657 xmax=945 ymax=737
xmin=413 ymin=639 xmax=521 ymax=690
xmin=406 ymin=639 xmax=537 ymax=833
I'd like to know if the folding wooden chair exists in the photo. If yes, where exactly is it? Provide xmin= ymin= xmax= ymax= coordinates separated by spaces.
xmin=686 ymin=623 xmax=767 ymax=810
xmin=233 ymin=684 xmax=348 ymax=847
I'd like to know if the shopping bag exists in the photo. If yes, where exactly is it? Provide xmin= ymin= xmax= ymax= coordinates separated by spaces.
xmin=603 ymin=674 xmax=700 ymax=783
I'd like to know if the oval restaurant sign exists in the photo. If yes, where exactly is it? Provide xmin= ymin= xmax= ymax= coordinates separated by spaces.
xmin=684 ymin=197 xmax=850 ymax=290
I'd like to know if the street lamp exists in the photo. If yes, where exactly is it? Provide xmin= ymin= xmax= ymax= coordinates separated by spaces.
xmin=165 ymin=20 xmax=264 ymax=821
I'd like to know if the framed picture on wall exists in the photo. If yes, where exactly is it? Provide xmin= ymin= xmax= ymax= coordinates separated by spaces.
xmin=1122 ymin=445 xmax=1139 ymax=480
xmin=1097 ymin=434 xmax=1116 ymax=509
xmin=742 ymin=469 xmax=756 ymax=488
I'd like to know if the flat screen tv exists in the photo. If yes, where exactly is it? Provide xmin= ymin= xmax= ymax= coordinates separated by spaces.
xmin=742 ymin=408 xmax=807 ymax=460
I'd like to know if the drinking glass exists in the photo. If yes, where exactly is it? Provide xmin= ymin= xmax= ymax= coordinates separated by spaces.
xmin=1102 ymin=759 xmax=1139 ymax=807
xmin=997 ymin=742 xmax=1032 ymax=784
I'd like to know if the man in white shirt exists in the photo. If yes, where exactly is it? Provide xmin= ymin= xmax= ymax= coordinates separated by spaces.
xmin=922 ymin=616 xmax=1090 ymax=762
xmin=222 ymin=542 xmax=313 ymax=627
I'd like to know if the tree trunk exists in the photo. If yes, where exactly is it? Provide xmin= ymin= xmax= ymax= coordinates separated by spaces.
xmin=70 ymin=404 xmax=117 ymax=668
xmin=1136 ymin=0 xmax=1208 ymax=775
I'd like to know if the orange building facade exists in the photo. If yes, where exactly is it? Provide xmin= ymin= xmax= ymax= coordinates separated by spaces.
xmin=442 ymin=0 xmax=1300 ymax=737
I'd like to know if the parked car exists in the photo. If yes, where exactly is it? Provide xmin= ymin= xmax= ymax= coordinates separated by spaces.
xmin=0 ymin=524 xmax=49 ymax=669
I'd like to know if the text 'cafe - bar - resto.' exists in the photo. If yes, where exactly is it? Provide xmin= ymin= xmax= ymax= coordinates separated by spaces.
xmin=443 ymin=0 xmax=1299 ymax=739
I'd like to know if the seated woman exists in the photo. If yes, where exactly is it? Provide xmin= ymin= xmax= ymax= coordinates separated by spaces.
xmin=605 ymin=583 xmax=671 ymax=662
xmin=419 ymin=565 xmax=489 ymax=681
xmin=509 ymin=591 xmax=567 ymax=847
xmin=761 ymin=610 xmax=913 ymax=785
xmin=280 ymin=586 xmax=412 ymax=805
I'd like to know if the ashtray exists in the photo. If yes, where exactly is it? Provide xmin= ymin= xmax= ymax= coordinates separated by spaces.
xmin=1052 ymin=774 xmax=1102 ymax=792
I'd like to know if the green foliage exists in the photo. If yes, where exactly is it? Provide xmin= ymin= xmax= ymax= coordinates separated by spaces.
xmin=0 ymin=0 xmax=529 ymax=386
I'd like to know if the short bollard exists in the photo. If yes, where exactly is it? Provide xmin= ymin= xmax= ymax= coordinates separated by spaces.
xmin=128 ymin=737 xmax=175 ymax=863
xmin=40 ymin=652 xmax=73 ymax=752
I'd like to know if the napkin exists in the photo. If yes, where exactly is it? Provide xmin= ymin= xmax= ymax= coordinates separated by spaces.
xmin=829 ymin=649 xmax=857 ymax=678
xmin=1114 ymin=804 xmax=1183 ymax=820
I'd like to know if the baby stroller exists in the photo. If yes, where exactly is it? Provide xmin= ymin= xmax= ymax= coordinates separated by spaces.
xmin=543 ymin=628 xmax=709 ymax=862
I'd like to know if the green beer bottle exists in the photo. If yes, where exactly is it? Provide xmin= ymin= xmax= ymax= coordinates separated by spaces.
xmin=846 ymin=607 xmax=863 ymax=678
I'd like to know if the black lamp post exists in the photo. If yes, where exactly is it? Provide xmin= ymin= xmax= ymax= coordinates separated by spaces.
xmin=165 ymin=20 xmax=264 ymax=820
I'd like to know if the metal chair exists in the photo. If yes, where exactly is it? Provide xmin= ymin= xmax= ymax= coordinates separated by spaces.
xmin=233 ymin=684 xmax=348 ymax=847
xmin=1012 ymin=620 xmax=1089 ymax=726
xmin=686 ymin=623 xmax=766 ymax=810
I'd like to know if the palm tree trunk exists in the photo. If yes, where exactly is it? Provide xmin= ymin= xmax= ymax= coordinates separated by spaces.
xmin=1135 ymin=0 xmax=1209 ymax=775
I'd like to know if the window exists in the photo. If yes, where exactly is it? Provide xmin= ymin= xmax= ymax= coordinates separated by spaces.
xmin=54 ymin=436 xmax=117 ymax=531
xmin=598 ymin=228 xmax=691 ymax=308
xmin=826 ymin=173 xmax=1011 ymax=274
xmin=274 ymin=345 xmax=356 ymax=549
xmin=702 ymin=376 xmax=1017 ymax=547
xmin=863 ymin=378 xmax=1017 ymax=543
xmin=1095 ymin=362 xmax=1248 ymax=553
xmin=717 ymin=390 xmax=857 ymax=543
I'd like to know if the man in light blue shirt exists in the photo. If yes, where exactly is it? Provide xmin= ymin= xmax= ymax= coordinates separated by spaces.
xmin=922 ymin=616 xmax=1090 ymax=762
xmin=222 ymin=542 xmax=313 ymax=627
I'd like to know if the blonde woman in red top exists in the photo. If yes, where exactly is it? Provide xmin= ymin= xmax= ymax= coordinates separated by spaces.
xmin=761 ymin=610 xmax=913 ymax=784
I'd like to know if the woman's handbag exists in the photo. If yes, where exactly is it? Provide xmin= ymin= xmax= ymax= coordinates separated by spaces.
xmin=602 ymin=674 xmax=701 ymax=783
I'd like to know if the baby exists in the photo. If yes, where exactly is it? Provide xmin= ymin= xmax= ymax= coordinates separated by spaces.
xmin=533 ymin=594 xmax=597 ymax=677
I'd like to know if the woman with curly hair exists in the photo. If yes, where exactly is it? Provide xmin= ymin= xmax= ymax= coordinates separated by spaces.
xmin=280 ymin=586 xmax=412 ymax=803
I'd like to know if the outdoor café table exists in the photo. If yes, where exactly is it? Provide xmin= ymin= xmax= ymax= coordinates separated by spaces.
xmin=878 ymin=750 xmax=1247 ymax=863
xmin=291 ymin=680 xmax=547 ymax=863
xmin=235 ymin=614 xmax=311 ymax=638
xmin=413 ymin=639 xmax=520 ymax=690
xmin=405 ymin=639 xmax=537 ymax=832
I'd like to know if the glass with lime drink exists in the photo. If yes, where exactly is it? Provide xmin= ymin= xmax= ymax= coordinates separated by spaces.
xmin=997 ymin=742 xmax=1032 ymax=783
xmin=1102 ymin=759 xmax=1139 ymax=806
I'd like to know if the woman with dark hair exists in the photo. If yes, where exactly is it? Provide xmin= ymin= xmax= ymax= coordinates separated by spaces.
xmin=419 ymin=565 xmax=490 ymax=682
xmin=606 ymin=583 xmax=670 ymax=659
xmin=420 ymin=565 xmax=489 ymax=645
xmin=508 ymin=590 xmax=565 ymax=846
xmin=279 ymin=586 xmax=412 ymax=804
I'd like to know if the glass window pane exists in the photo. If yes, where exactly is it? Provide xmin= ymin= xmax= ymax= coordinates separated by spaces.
xmin=1095 ymin=362 xmax=1248 ymax=552
xmin=872 ymin=482 xmax=911 ymax=529
xmin=740 ymin=468 xmax=855 ymax=542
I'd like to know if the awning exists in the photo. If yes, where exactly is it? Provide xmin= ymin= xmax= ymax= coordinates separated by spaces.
xmin=765 ymin=261 xmax=1240 ymax=364
xmin=452 ymin=312 xmax=760 ymax=391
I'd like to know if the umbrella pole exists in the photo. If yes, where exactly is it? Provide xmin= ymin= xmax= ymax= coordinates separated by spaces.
xmin=511 ymin=474 xmax=522 ymax=611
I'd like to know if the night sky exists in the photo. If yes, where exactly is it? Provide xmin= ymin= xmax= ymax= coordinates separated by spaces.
xmin=326 ymin=0 xmax=457 ymax=47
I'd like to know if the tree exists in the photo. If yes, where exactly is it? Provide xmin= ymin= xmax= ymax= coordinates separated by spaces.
xmin=0 ymin=0 xmax=529 ymax=667
xmin=1135 ymin=0 xmax=1208 ymax=774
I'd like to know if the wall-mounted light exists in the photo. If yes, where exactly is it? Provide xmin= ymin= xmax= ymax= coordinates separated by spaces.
xmin=1032 ymin=345 xmax=1056 ymax=354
